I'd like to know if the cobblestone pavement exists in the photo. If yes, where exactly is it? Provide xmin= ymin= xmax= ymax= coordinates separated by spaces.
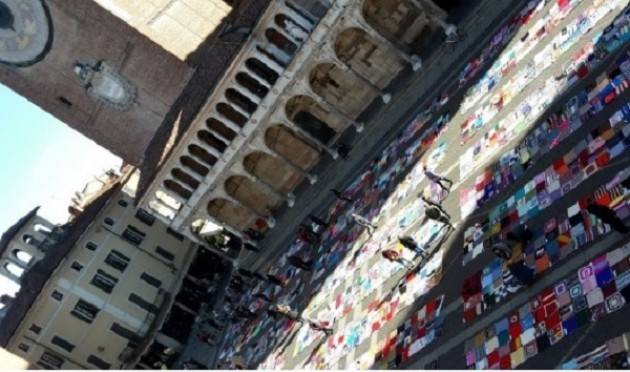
xmin=216 ymin=0 xmax=630 ymax=369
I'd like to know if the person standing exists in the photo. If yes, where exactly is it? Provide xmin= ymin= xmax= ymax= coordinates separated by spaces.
xmin=423 ymin=165 xmax=453 ymax=192
xmin=422 ymin=204 xmax=454 ymax=228
xmin=287 ymin=255 xmax=314 ymax=271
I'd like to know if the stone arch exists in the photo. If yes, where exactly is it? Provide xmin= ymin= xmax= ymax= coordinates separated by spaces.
xmin=265 ymin=28 xmax=298 ymax=57
xmin=22 ymin=234 xmax=42 ymax=247
xmin=235 ymin=72 xmax=269 ymax=99
xmin=180 ymin=156 xmax=210 ymax=177
xmin=206 ymin=118 xmax=237 ymax=141
xmin=274 ymin=14 xmax=309 ymax=43
xmin=224 ymin=176 xmax=281 ymax=216
xmin=207 ymin=198 xmax=256 ymax=232
xmin=188 ymin=144 xmax=217 ymax=167
xmin=225 ymin=88 xmax=258 ymax=114
xmin=12 ymin=249 xmax=33 ymax=266
xmin=285 ymin=95 xmax=340 ymax=144
xmin=33 ymin=223 xmax=52 ymax=235
xmin=171 ymin=168 xmax=200 ymax=190
xmin=264 ymin=125 xmax=321 ymax=170
xmin=198 ymin=130 xmax=228 ymax=152
xmin=334 ymin=27 xmax=406 ymax=88
xmin=164 ymin=179 xmax=193 ymax=200
xmin=216 ymin=102 xmax=248 ymax=127
xmin=243 ymin=151 xmax=301 ymax=194
xmin=245 ymin=58 xmax=279 ymax=85
xmin=309 ymin=62 xmax=376 ymax=117
xmin=362 ymin=0 xmax=439 ymax=52
xmin=4 ymin=262 xmax=25 ymax=279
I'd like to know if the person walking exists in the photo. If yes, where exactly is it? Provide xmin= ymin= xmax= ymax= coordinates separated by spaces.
xmin=351 ymin=213 xmax=377 ymax=236
xmin=587 ymin=203 xmax=630 ymax=234
xmin=492 ymin=239 xmax=535 ymax=287
xmin=423 ymin=165 xmax=453 ymax=192
xmin=330 ymin=189 xmax=352 ymax=203
xmin=398 ymin=236 xmax=427 ymax=258
xmin=381 ymin=249 xmax=415 ymax=269
xmin=268 ymin=304 xmax=333 ymax=335
xmin=422 ymin=204 xmax=454 ymax=228
xmin=336 ymin=143 xmax=352 ymax=160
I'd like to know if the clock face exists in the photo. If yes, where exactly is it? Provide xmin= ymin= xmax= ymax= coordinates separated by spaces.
xmin=0 ymin=0 xmax=52 ymax=67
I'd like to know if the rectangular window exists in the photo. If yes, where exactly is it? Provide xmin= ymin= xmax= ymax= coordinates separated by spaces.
xmin=140 ymin=272 xmax=162 ymax=288
xmin=85 ymin=242 xmax=98 ymax=251
xmin=17 ymin=343 xmax=29 ymax=353
xmin=70 ymin=299 xmax=100 ymax=324
xmin=51 ymin=290 xmax=63 ymax=301
xmin=37 ymin=351 xmax=64 ymax=369
xmin=155 ymin=246 xmax=175 ymax=261
xmin=135 ymin=208 xmax=156 ymax=226
xmin=105 ymin=250 xmax=130 ymax=272
xmin=128 ymin=293 xmax=158 ymax=314
xmin=166 ymin=227 xmax=184 ymax=241
xmin=122 ymin=225 xmax=146 ymax=246
xmin=29 ymin=324 xmax=42 ymax=334
xmin=87 ymin=355 xmax=111 ymax=370
xmin=70 ymin=261 xmax=83 ymax=272
xmin=110 ymin=322 xmax=140 ymax=342
xmin=90 ymin=269 xmax=119 ymax=294
xmin=51 ymin=336 xmax=75 ymax=352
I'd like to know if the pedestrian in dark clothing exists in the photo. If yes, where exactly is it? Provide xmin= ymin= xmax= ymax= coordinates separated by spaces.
xmin=398 ymin=236 xmax=427 ymax=258
xmin=253 ymin=292 xmax=271 ymax=302
xmin=492 ymin=241 xmax=512 ymax=260
xmin=587 ymin=204 xmax=630 ymax=234
xmin=423 ymin=205 xmax=453 ymax=228
xmin=309 ymin=215 xmax=330 ymax=228
xmin=330 ymin=189 xmax=352 ymax=203
xmin=287 ymin=255 xmax=314 ymax=271
xmin=421 ymin=196 xmax=449 ymax=216
xmin=336 ymin=143 xmax=352 ymax=160
xmin=423 ymin=165 xmax=453 ymax=192
xmin=245 ymin=228 xmax=264 ymax=242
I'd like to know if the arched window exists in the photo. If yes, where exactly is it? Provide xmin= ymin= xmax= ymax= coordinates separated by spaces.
xmin=235 ymin=72 xmax=269 ymax=99
xmin=198 ymin=130 xmax=227 ymax=152
xmin=5 ymin=262 xmax=25 ymax=278
xmin=13 ymin=250 xmax=33 ymax=265
xmin=33 ymin=224 xmax=52 ymax=235
xmin=180 ymin=156 xmax=210 ymax=177
xmin=274 ymin=14 xmax=309 ymax=42
xmin=171 ymin=168 xmax=201 ymax=190
xmin=104 ymin=217 xmax=114 ymax=226
xmin=265 ymin=28 xmax=298 ymax=56
xmin=155 ymin=190 xmax=182 ymax=211
xmin=245 ymin=58 xmax=279 ymax=85
xmin=22 ymin=234 xmax=40 ymax=246
xmin=216 ymin=103 xmax=247 ymax=127
xmin=206 ymin=118 xmax=237 ymax=141
xmin=256 ymin=45 xmax=289 ymax=68
xmin=188 ymin=144 xmax=217 ymax=167
xmin=164 ymin=180 xmax=193 ymax=200
xmin=225 ymin=88 xmax=258 ymax=114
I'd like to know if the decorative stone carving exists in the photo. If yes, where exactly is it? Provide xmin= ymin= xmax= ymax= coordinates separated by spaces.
xmin=73 ymin=60 xmax=137 ymax=111
xmin=0 ymin=0 xmax=52 ymax=67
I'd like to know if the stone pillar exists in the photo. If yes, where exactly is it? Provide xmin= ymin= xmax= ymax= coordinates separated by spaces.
xmin=246 ymin=139 xmax=318 ymax=184
xmin=230 ymin=162 xmax=296 ymax=207
xmin=347 ymin=9 xmax=422 ymax=71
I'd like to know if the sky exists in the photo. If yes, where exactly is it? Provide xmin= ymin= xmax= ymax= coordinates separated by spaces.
xmin=0 ymin=84 xmax=122 ymax=242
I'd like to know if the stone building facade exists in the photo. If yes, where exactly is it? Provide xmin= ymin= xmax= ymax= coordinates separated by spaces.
xmin=134 ymin=0 xmax=454 ymax=251
xmin=0 ymin=169 xmax=229 ymax=369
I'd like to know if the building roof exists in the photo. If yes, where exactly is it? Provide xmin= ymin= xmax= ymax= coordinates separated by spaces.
xmin=0 ymin=182 xmax=120 ymax=347
xmin=134 ymin=0 xmax=271 ymax=204
xmin=0 ymin=207 xmax=40 ymax=258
